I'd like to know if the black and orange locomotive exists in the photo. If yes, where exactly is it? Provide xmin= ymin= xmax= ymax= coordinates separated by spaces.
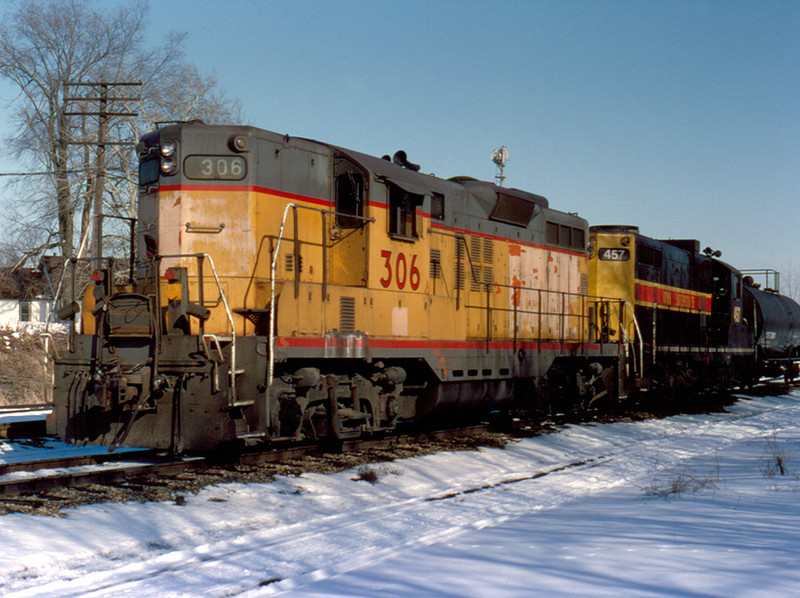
xmin=590 ymin=225 xmax=800 ymax=391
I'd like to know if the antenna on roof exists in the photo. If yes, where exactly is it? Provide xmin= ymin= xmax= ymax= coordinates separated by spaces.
xmin=491 ymin=145 xmax=509 ymax=186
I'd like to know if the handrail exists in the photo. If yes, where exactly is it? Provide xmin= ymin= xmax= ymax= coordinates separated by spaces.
xmin=47 ymin=254 xmax=119 ymax=350
xmin=604 ymin=300 xmax=644 ymax=379
xmin=265 ymin=203 xmax=375 ymax=431
xmin=46 ymin=212 xmax=108 ymax=336
xmin=468 ymin=281 xmax=592 ymax=342
xmin=267 ymin=203 xmax=294 ymax=433
xmin=185 ymin=222 xmax=225 ymax=234
xmin=427 ymin=228 xmax=484 ymax=309
xmin=157 ymin=253 xmax=237 ymax=403
xmin=621 ymin=300 xmax=644 ymax=378
xmin=467 ymin=280 xmax=641 ymax=352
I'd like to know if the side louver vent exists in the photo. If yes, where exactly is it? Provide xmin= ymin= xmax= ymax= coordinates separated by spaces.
xmin=455 ymin=241 xmax=465 ymax=290
xmin=340 ymin=296 xmax=355 ymax=332
xmin=285 ymin=254 xmax=302 ymax=272
xmin=430 ymin=249 xmax=442 ymax=279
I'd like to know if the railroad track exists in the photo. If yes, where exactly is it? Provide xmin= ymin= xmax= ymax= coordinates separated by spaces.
xmin=0 ymin=403 xmax=51 ymax=439
xmin=233 ymin=423 xmax=496 ymax=466
xmin=0 ymin=379 xmax=794 ymax=510
xmin=0 ymin=423 xmax=500 ymax=507
xmin=0 ymin=450 xmax=204 ymax=497
xmin=0 ymin=403 xmax=53 ymax=413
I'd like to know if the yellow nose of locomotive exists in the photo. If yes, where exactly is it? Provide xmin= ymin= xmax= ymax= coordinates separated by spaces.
xmin=588 ymin=225 xmax=638 ymax=343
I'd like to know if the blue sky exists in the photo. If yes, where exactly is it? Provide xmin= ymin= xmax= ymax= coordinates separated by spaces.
xmin=1 ymin=0 xmax=798 ymax=272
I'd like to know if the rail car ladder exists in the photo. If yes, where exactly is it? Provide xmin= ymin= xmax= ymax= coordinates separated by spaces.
xmin=201 ymin=334 xmax=248 ymax=406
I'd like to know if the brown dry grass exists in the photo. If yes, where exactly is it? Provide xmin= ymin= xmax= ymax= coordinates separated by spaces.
xmin=0 ymin=327 xmax=67 ymax=406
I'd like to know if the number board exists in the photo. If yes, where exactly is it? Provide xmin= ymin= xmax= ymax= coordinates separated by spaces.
xmin=185 ymin=155 xmax=247 ymax=180
xmin=598 ymin=248 xmax=630 ymax=261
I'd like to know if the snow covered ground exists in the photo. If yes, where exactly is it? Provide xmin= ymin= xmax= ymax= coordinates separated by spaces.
xmin=0 ymin=409 xmax=50 ymax=424
xmin=2 ymin=390 xmax=800 ymax=597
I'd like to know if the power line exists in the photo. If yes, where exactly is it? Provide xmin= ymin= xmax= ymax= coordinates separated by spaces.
xmin=0 ymin=170 xmax=89 ymax=177
xmin=63 ymin=80 xmax=141 ymax=260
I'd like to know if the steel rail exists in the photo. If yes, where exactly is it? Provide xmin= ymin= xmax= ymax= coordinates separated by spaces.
xmin=0 ymin=454 xmax=203 ymax=497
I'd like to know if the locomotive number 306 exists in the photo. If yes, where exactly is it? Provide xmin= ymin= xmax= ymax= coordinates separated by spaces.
xmin=185 ymin=155 xmax=247 ymax=180
xmin=379 ymin=250 xmax=421 ymax=290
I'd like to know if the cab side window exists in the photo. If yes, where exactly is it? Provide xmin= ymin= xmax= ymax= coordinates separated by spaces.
xmin=389 ymin=184 xmax=423 ymax=239
xmin=335 ymin=172 xmax=364 ymax=228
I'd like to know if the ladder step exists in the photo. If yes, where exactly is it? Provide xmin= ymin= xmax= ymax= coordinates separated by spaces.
xmin=236 ymin=431 xmax=266 ymax=439
xmin=229 ymin=400 xmax=254 ymax=408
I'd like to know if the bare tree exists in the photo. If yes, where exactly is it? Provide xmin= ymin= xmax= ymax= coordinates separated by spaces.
xmin=98 ymin=63 xmax=242 ymax=252
xmin=0 ymin=0 xmax=242 ymax=263
xmin=0 ymin=0 xmax=153 ymax=258
xmin=142 ymin=64 xmax=243 ymax=126
xmin=781 ymin=260 xmax=800 ymax=303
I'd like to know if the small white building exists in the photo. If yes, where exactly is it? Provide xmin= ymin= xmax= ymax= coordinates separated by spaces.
xmin=0 ymin=298 xmax=52 ymax=329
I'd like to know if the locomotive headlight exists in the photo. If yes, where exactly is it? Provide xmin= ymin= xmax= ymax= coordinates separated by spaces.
xmin=160 ymin=158 xmax=177 ymax=175
xmin=229 ymin=135 xmax=248 ymax=152
xmin=160 ymin=140 xmax=177 ymax=157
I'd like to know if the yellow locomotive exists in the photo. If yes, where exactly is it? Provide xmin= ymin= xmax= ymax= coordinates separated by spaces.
xmin=49 ymin=123 xmax=638 ymax=451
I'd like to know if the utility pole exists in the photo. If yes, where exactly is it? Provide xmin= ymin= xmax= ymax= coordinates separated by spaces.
xmin=63 ymin=81 xmax=141 ymax=261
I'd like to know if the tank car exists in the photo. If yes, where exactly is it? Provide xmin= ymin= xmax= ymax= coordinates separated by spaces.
xmin=48 ymin=123 xmax=632 ymax=451
xmin=743 ymin=279 xmax=800 ymax=381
